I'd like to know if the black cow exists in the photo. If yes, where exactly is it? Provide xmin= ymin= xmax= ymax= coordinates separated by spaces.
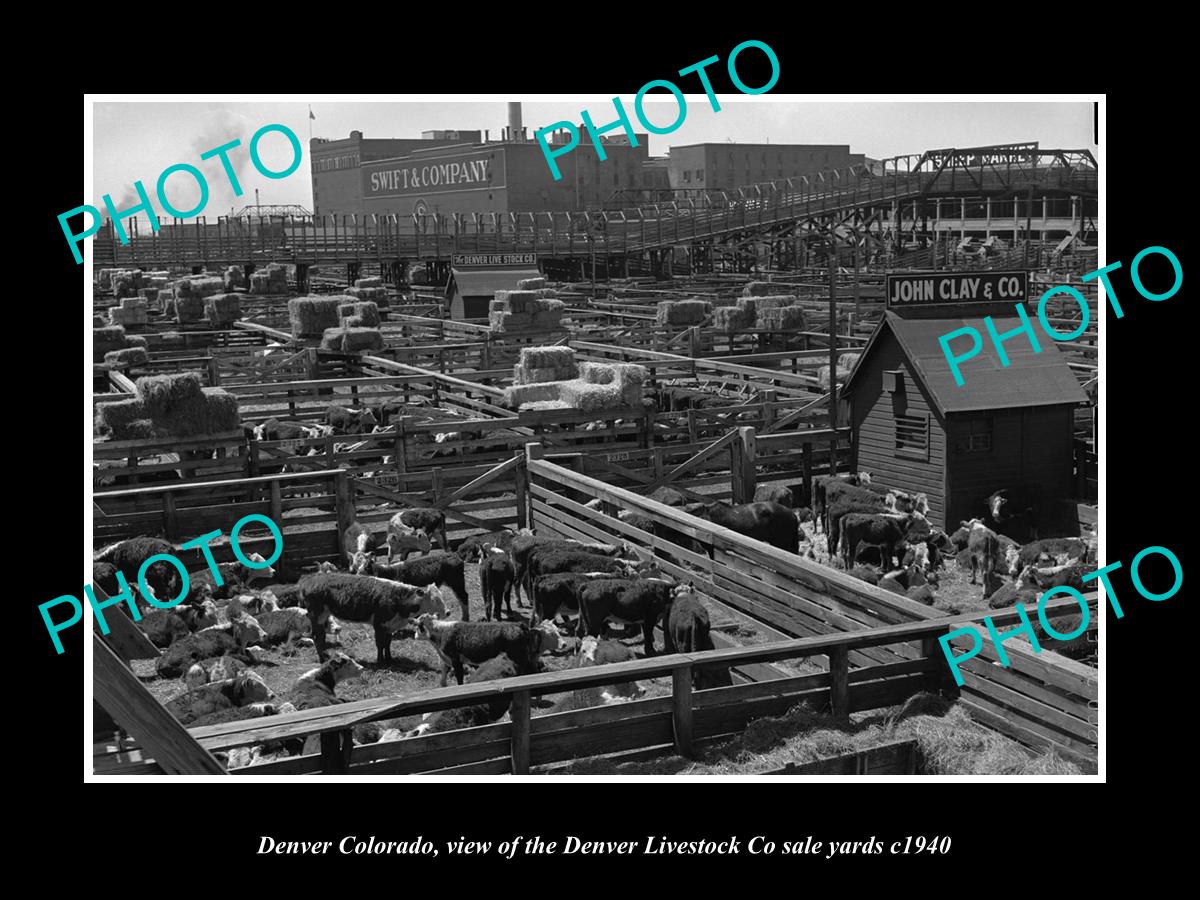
xmin=840 ymin=513 xmax=931 ymax=570
xmin=985 ymin=488 xmax=1039 ymax=541
xmin=300 ymin=572 xmax=447 ymax=664
xmin=325 ymin=405 xmax=378 ymax=435
xmin=826 ymin=495 xmax=887 ymax=558
xmin=577 ymin=578 xmax=672 ymax=656
xmin=415 ymin=616 xmax=539 ymax=686
xmin=367 ymin=552 xmax=470 ymax=621
xmin=812 ymin=473 xmax=868 ymax=532
xmin=479 ymin=551 xmax=515 ymax=621
xmin=684 ymin=500 xmax=798 ymax=555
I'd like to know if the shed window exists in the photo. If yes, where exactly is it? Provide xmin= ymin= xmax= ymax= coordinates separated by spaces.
xmin=956 ymin=417 xmax=993 ymax=453
xmin=895 ymin=413 xmax=929 ymax=459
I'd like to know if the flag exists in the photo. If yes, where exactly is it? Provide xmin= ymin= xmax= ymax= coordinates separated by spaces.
xmin=309 ymin=106 xmax=316 ymax=120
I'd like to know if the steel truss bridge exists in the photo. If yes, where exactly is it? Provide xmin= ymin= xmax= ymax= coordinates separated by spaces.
xmin=92 ymin=143 xmax=1096 ymax=280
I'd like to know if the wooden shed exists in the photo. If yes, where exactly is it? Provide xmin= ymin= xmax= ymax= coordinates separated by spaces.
xmin=445 ymin=267 xmax=541 ymax=320
xmin=841 ymin=306 xmax=1088 ymax=530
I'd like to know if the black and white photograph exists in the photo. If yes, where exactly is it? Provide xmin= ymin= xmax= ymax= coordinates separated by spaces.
xmin=79 ymin=92 xmax=1110 ymax=781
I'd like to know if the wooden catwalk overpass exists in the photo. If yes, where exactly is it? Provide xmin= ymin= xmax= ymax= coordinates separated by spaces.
xmin=92 ymin=144 xmax=1097 ymax=274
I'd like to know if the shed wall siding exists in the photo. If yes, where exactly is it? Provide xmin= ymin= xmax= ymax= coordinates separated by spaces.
xmin=851 ymin=332 xmax=948 ymax=527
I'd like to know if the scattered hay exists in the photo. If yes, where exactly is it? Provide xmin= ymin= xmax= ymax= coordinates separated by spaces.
xmin=656 ymin=299 xmax=711 ymax=326
xmin=289 ymin=297 xmax=343 ymax=338
xmin=838 ymin=352 xmax=861 ymax=371
xmin=204 ymin=293 xmax=242 ymax=327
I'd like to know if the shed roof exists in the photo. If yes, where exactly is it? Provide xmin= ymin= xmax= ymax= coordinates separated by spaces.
xmin=446 ymin=268 xmax=541 ymax=299
xmin=843 ymin=310 xmax=1089 ymax=415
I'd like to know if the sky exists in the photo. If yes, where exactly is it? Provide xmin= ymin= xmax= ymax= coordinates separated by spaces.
xmin=90 ymin=98 xmax=1096 ymax=220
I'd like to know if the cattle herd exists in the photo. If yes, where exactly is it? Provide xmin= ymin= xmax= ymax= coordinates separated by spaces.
xmin=94 ymin=439 xmax=1094 ymax=769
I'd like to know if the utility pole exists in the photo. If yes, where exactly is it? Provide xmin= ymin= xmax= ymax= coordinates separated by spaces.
xmin=828 ymin=239 xmax=838 ymax=434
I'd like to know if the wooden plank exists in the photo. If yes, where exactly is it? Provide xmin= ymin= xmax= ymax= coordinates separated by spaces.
xmin=93 ymin=632 xmax=226 ymax=775
xmin=511 ymin=690 xmax=531 ymax=775
xmin=672 ymin=665 xmax=694 ymax=757
xmin=829 ymin=647 xmax=850 ymax=719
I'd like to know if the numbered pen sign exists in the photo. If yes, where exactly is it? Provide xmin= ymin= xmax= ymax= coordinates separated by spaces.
xmin=885 ymin=271 xmax=1028 ymax=307
xmin=605 ymin=452 xmax=631 ymax=463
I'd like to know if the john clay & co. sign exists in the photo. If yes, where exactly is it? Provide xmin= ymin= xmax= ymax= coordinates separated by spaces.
xmin=364 ymin=150 xmax=502 ymax=198
xmin=886 ymin=271 xmax=1029 ymax=307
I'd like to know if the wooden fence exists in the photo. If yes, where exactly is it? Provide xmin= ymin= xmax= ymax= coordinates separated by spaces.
xmin=94 ymin=593 xmax=1093 ymax=776
xmin=523 ymin=450 xmax=1098 ymax=768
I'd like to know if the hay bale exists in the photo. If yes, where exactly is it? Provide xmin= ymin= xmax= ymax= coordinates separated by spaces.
xmin=224 ymin=266 xmax=244 ymax=291
xmin=175 ymin=294 xmax=207 ymax=324
xmin=713 ymin=303 xmax=755 ymax=333
xmin=493 ymin=290 xmax=539 ymax=314
xmin=656 ymin=299 xmax=711 ymax=326
xmin=194 ymin=388 xmax=241 ymax=435
xmin=320 ymin=327 xmax=384 ymax=353
xmin=175 ymin=276 xmax=224 ymax=298
xmin=502 ymin=382 xmax=564 ymax=409
xmin=204 ymin=293 xmax=242 ymax=327
xmin=346 ymin=286 xmax=389 ymax=308
xmin=125 ymin=335 xmax=148 ymax=349
xmin=94 ymin=325 xmax=126 ymax=344
xmin=136 ymin=372 xmax=205 ymax=419
xmin=756 ymin=306 xmax=806 ymax=331
xmin=355 ymin=276 xmax=383 ymax=289
xmin=104 ymin=347 xmax=149 ymax=366
xmin=517 ymin=276 xmax=546 ymax=290
xmin=817 ymin=364 xmax=852 ymax=390
xmin=742 ymin=281 xmax=778 ymax=297
xmin=93 ymin=315 xmax=106 ymax=328
xmin=337 ymin=301 xmax=380 ymax=328
xmin=138 ymin=287 xmax=160 ymax=304
xmin=288 ymin=297 xmax=343 ymax=337
xmin=837 ymin=353 xmax=861 ymax=371
xmin=340 ymin=328 xmax=384 ymax=353
xmin=97 ymin=398 xmax=147 ymax=437
xmin=518 ymin=346 xmax=576 ymax=370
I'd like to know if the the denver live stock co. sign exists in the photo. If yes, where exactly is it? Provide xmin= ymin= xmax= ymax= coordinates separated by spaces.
xmin=886 ymin=271 xmax=1029 ymax=307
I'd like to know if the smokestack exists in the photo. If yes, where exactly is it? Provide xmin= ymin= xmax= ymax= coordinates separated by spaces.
xmin=508 ymin=102 xmax=523 ymax=141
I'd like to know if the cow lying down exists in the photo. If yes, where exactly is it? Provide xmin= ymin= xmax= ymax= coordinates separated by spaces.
xmin=403 ymin=653 xmax=520 ymax=739
xmin=155 ymin=613 xmax=268 ymax=678
xmin=166 ymin=671 xmax=273 ymax=727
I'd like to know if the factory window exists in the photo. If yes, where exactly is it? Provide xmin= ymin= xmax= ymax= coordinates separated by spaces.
xmin=696 ymin=170 xmax=704 ymax=182
xmin=895 ymin=413 xmax=929 ymax=460
xmin=954 ymin=417 xmax=993 ymax=454
xmin=683 ymin=171 xmax=691 ymax=183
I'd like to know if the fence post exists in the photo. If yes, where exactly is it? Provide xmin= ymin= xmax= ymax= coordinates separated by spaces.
xmin=163 ymin=491 xmax=178 ymax=540
xmin=524 ymin=443 xmax=544 ymax=529
xmin=333 ymin=472 xmax=355 ymax=563
xmin=731 ymin=426 xmax=756 ymax=504
xmin=802 ymin=442 xmax=813 ymax=507
xmin=511 ymin=690 xmax=531 ymax=774
xmin=269 ymin=478 xmax=283 ymax=529
xmin=829 ymin=647 xmax=849 ymax=719
xmin=319 ymin=730 xmax=352 ymax=774
xmin=514 ymin=456 xmax=529 ymax=530
xmin=762 ymin=388 xmax=776 ymax=430
xmin=672 ymin=665 xmax=694 ymax=757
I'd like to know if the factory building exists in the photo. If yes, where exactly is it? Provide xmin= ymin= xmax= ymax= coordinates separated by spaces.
xmin=310 ymin=130 xmax=482 ymax=217
xmin=667 ymin=143 xmax=867 ymax=195
xmin=311 ymin=104 xmax=652 ymax=219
